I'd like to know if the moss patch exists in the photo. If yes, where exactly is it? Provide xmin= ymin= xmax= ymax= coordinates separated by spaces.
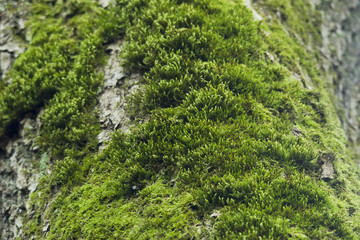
xmin=1 ymin=0 xmax=359 ymax=239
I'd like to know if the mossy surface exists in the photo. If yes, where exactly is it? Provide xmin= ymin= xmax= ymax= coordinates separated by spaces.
xmin=1 ymin=0 xmax=360 ymax=239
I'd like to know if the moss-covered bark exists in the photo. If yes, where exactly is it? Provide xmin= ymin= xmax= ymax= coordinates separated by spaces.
xmin=1 ymin=0 xmax=360 ymax=239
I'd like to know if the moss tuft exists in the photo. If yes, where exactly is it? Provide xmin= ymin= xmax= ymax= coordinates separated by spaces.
xmin=1 ymin=0 xmax=360 ymax=239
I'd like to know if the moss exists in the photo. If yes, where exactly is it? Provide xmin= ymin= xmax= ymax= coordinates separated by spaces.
xmin=1 ymin=0 xmax=360 ymax=239
xmin=253 ymin=0 xmax=322 ymax=45
xmin=0 ymin=0 xmax=123 ymax=237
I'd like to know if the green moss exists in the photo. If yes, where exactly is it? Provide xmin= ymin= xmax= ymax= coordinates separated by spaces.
xmin=1 ymin=0 xmax=360 ymax=239
xmin=0 ymin=0 xmax=124 ymax=139
xmin=253 ymin=0 xmax=322 ymax=44
xmin=0 ymin=0 xmax=123 ymax=237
